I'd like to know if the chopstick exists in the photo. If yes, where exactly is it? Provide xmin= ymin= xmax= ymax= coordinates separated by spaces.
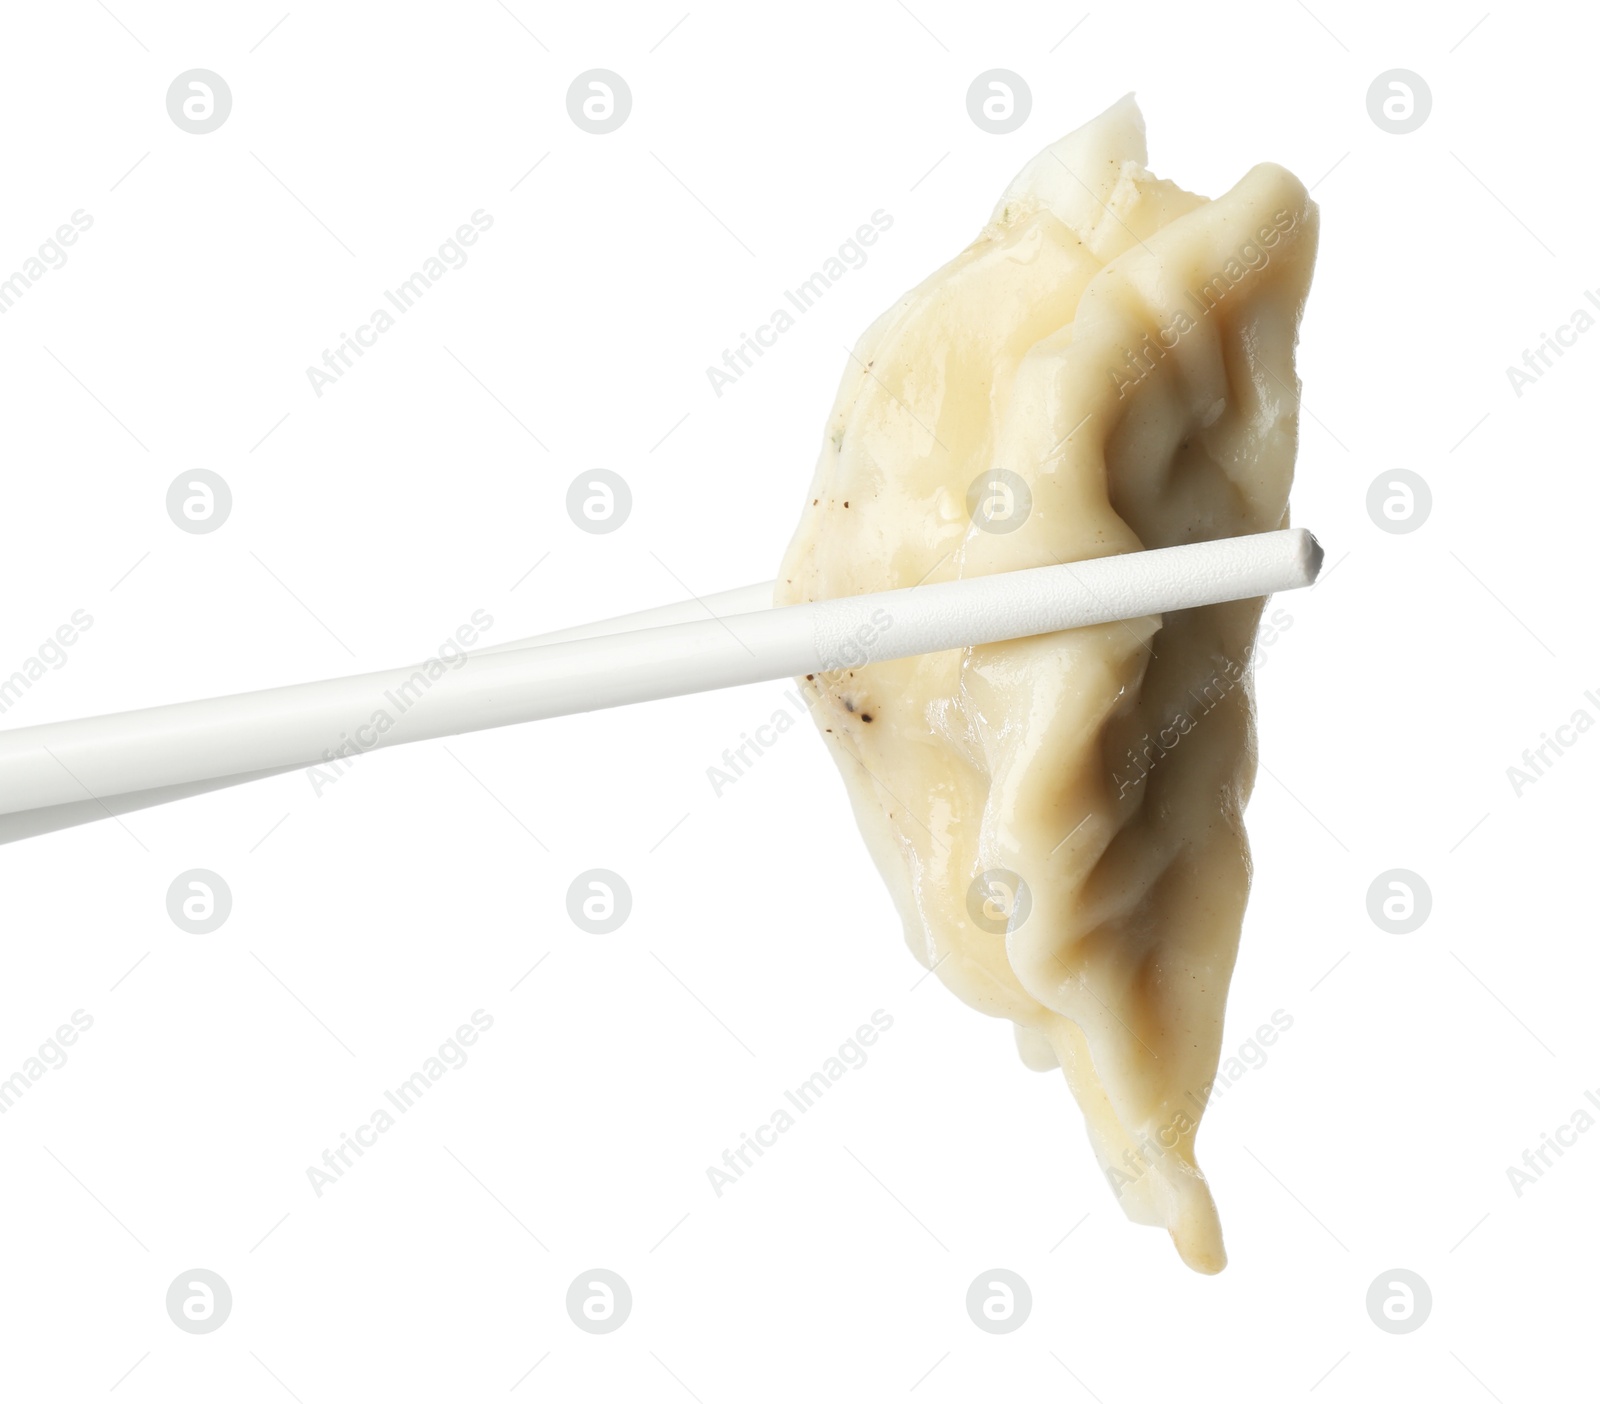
xmin=0 ymin=529 xmax=1320 ymax=835
xmin=0 ymin=581 xmax=780 ymax=843
xmin=0 ymin=584 xmax=778 ymax=844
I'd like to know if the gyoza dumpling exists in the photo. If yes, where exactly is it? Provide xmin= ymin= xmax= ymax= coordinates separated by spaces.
xmin=775 ymin=95 xmax=1318 ymax=1273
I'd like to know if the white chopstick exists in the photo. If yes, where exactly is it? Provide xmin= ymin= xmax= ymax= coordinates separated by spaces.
xmin=0 ymin=584 xmax=779 ymax=844
xmin=0 ymin=529 xmax=1320 ymax=836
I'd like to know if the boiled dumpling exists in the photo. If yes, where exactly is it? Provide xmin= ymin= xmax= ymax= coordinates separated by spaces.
xmin=775 ymin=95 xmax=1318 ymax=1273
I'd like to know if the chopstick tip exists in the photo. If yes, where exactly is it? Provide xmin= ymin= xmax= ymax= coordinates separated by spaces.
xmin=1295 ymin=528 xmax=1324 ymax=585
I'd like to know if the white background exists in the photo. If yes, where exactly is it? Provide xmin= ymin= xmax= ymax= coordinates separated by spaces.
xmin=0 ymin=0 xmax=1592 ymax=1398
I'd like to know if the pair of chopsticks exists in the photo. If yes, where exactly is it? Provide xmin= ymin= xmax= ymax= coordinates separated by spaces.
xmin=0 ymin=529 xmax=1321 ymax=843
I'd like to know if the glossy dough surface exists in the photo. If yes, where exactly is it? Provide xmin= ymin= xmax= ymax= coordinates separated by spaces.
xmin=775 ymin=96 xmax=1318 ymax=1272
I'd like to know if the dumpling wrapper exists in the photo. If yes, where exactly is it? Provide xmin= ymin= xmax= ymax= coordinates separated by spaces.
xmin=775 ymin=95 xmax=1318 ymax=1273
